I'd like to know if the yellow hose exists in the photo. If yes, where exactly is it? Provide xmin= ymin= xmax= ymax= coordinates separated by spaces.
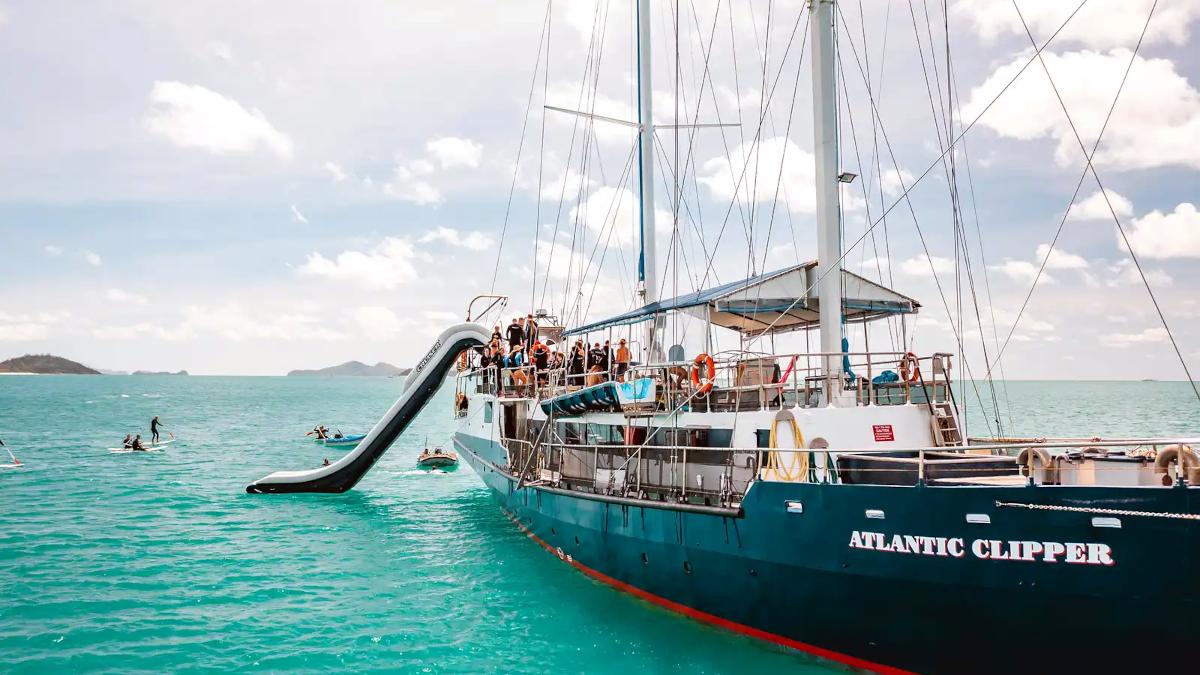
xmin=765 ymin=413 xmax=808 ymax=482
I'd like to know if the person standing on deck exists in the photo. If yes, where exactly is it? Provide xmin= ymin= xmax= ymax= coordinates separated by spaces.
xmin=601 ymin=340 xmax=612 ymax=379
xmin=525 ymin=314 xmax=539 ymax=352
xmin=615 ymin=339 xmax=631 ymax=382
xmin=150 ymin=416 xmax=165 ymax=444
xmin=507 ymin=318 xmax=524 ymax=351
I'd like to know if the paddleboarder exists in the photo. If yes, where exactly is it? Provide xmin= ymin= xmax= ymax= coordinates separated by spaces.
xmin=151 ymin=416 xmax=165 ymax=443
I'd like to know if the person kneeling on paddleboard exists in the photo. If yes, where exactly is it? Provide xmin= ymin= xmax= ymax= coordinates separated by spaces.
xmin=131 ymin=434 xmax=144 ymax=451
xmin=122 ymin=434 xmax=133 ymax=449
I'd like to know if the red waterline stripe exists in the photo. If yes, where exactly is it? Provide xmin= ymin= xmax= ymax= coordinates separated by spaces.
xmin=500 ymin=510 xmax=915 ymax=675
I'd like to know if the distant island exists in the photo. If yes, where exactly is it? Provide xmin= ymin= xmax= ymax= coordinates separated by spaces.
xmin=287 ymin=360 xmax=410 ymax=377
xmin=132 ymin=370 xmax=189 ymax=376
xmin=0 ymin=354 xmax=100 ymax=375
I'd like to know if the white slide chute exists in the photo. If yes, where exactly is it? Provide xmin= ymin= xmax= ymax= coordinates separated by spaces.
xmin=246 ymin=323 xmax=491 ymax=494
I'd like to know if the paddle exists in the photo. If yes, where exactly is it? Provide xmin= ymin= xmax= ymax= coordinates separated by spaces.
xmin=0 ymin=438 xmax=19 ymax=466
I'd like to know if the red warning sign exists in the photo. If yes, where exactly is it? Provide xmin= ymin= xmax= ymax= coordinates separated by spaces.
xmin=873 ymin=424 xmax=895 ymax=442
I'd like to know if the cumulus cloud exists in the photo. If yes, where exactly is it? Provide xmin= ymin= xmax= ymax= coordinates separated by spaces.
xmin=44 ymin=244 xmax=62 ymax=256
xmin=204 ymin=40 xmax=234 ymax=63
xmin=418 ymin=226 xmax=494 ymax=251
xmin=298 ymin=237 xmax=422 ymax=290
xmin=1034 ymin=243 xmax=1088 ymax=270
xmin=899 ymin=254 xmax=954 ymax=276
xmin=425 ymin=137 xmax=482 ymax=169
xmin=104 ymin=288 xmax=148 ymax=305
xmin=567 ymin=186 xmax=672 ymax=249
xmin=83 ymin=250 xmax=102 ymax=266
xmin=698 ymin=137 xmax=816 ymax=213
xmin=351 ymin=306 xmax=408 ymax=341
xmin=1125 ymin=202 xmax=1200 ymax=259
xmin=144 ymin=81 xmax=294 ymax=159
xmin=323 ymin=161 xmax=348 ymax=182
xmin=92 ymin=304 xmax=345 ymax=342
xmin=990 ymin=259 xmax=1053 ymax=284
xmin=1068 ymin=189 xmax=1134 ymax=221
xmin=879 ymin=168 xmax=914 ymax=198
xmin=290 ymin=205 xmax=308 ymax=224
xmin=384 ymin=162 xmax=441 ymax=205
xmin=1105 ymin=258 xmax=1173 ymax=287
xmin=0 ymin=311 xmax=69 ymax=341
xmin=961 ymin=50 xmax=1200 ymax=170
xmin=952 ymin=0 xmax=1200 ymax=50
xmin=1101 ymin=327 xmax=1168 ymax=347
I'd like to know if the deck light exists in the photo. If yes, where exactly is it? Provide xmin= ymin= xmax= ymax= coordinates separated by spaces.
xmin=837 ymin=172 xmax=857 ymax=183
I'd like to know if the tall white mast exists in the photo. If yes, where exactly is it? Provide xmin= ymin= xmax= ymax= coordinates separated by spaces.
xmin=636 ymin=0 xmax=660 ymax=361
xmin=810 ymin=0 xmax=845 ymax=402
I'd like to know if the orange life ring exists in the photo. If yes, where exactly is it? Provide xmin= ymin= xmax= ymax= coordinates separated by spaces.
xmin=899 ymin=352 xmax=921 ymax=383
xmin=690 ymin=353 xmax=716 ymax=394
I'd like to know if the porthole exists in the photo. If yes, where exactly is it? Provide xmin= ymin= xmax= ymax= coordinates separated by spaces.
xmin=683 ymin=561 xmax=692 ymax=574
xmin=574 ymin=536 xmax=580 ymax=546
xmin=641 ymin=552 xmax=649 ymax=565
xmin=551 ymin=528 xmax=556 ymax=535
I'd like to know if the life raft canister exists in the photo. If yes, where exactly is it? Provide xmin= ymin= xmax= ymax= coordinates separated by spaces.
xmin=690 ymin=353 xmax=716 ymax=395
xmin=899 ymin=351 xmax=921 ymax=383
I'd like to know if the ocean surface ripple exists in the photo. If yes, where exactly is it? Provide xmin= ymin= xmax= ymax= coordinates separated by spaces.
xmin=0 ymin=376 xmax=1195 ymax=673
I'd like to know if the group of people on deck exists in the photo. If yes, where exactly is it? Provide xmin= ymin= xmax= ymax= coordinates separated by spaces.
xmin=476 ymin=313 xmax=633 ymax=393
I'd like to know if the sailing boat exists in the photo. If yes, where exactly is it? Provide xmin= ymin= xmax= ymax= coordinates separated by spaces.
xmin=248 ymin=1 xmax=1200 ymax=672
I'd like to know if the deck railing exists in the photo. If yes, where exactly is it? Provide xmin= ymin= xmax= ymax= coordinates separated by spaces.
xmin=493 ymin=436 xmax=1200 ymax=505
xmin=458 ymin=350 xmax=956 ymax=412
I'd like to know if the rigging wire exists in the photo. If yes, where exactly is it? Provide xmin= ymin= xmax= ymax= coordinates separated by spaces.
xmin=1003 ymin=0 xmax=1200 ymax=405
xmin=489 ymin=2 xmax=553 ymax=294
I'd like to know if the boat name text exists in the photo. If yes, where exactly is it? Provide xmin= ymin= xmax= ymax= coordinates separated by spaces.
xmin=849 ymin=530 xmax=1114 ymax=565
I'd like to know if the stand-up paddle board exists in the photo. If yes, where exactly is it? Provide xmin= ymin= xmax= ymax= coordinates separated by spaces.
xmin=108 ymin=439 xmax=175 ymax=453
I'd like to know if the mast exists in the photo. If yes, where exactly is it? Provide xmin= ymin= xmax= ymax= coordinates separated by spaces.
xmin=810 ymin=0 xmax=844 ymax=402
xmin=635 ymin=0 xmax=660 ymax=361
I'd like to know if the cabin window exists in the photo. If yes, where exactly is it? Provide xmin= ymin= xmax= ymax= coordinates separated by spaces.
xmin=484 ymin=401 xmax=493 ymax=424
xmin=756 ymin=429 xmax=771 ymax=447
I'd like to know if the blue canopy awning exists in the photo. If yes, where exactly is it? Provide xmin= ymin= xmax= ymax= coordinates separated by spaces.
xmin=563 ymin=261 xmax=919 ymax=337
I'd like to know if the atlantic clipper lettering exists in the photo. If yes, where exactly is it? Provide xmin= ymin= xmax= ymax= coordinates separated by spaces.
xmin=849 ymin=531 xmax=1115 ymax=566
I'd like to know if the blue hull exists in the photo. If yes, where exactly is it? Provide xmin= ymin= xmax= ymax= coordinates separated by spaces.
xmin=455 ymin=433 xmax=1200 ymax=674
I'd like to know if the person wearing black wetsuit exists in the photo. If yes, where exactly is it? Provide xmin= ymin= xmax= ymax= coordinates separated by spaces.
xmin=151 ymin=416 xmax=163 ymax=443
xmin=507 ymin=319 xmax=524 ymax=351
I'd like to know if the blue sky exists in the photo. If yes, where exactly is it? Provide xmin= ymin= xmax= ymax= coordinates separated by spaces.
xmin=1 ymin=0 xmax=1198 ymax=377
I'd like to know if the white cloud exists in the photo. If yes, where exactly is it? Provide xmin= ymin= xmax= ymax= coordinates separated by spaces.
xmin=425 ymin=137 xmax=483 ymax=169
xmin=952 ymin=0 xmax=1200 ymax=49
xmin=144 ymin=81 xmax=294 ymax=159
xmin=44 ymin=244 xmax=62 ymax=256
xmin=990 ymin=259 xmax=1054 ymax=284
xmin=0 ymin=311 xmax=69 ymax=342
xmin=698 ymin=137 xmax=816 ymax=213
xmin=418 ymin=226 xmax=494 ymax=251
xmin=1068 ymin=189 xmax=1134 ymax=221
xmin=962 ymin=50 xmax=1200 ymax=170
xmin=83 ymin=250 xmax=102 ymax=266
xmin=1034 ymin=243 xmax=1088 ymax=269
xmin=290 ymin=204 xmax=308 ymax=224
xmin=299 ymin=237 xmax=422 ymax=290
xmin=567 ymin=186 xmax=672 ymax=249
xmin=104 ymin=288 xmax=148 ymax=305
xmin=92 ymin=304 xmax=345 ymax=342
xmin=1101 ymin=327 xmax=1168 ymax=347
xmin=352 ymin=305 xmax=408 ymax=341
xmin=204 ymin=40 xmax=234 ymax=63
xmin=1125 ymin=202 xmax=1200 ymax=259
xmin=1105 ymin=258 xmax=1173 ymax=287
xmin=323 ymin=161 xmax=348 ymax=182
xmin=899 ymin=254 xmax=954 ymax=276
xmin=383 ymin=163 xmax=441 ymax=205
xmin=880 ymin=168 xmax=914 ymax=197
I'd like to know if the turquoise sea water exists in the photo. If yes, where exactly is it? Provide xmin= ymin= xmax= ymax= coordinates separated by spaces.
xmin=1 ymin=376 xmax=1197 ymax=673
